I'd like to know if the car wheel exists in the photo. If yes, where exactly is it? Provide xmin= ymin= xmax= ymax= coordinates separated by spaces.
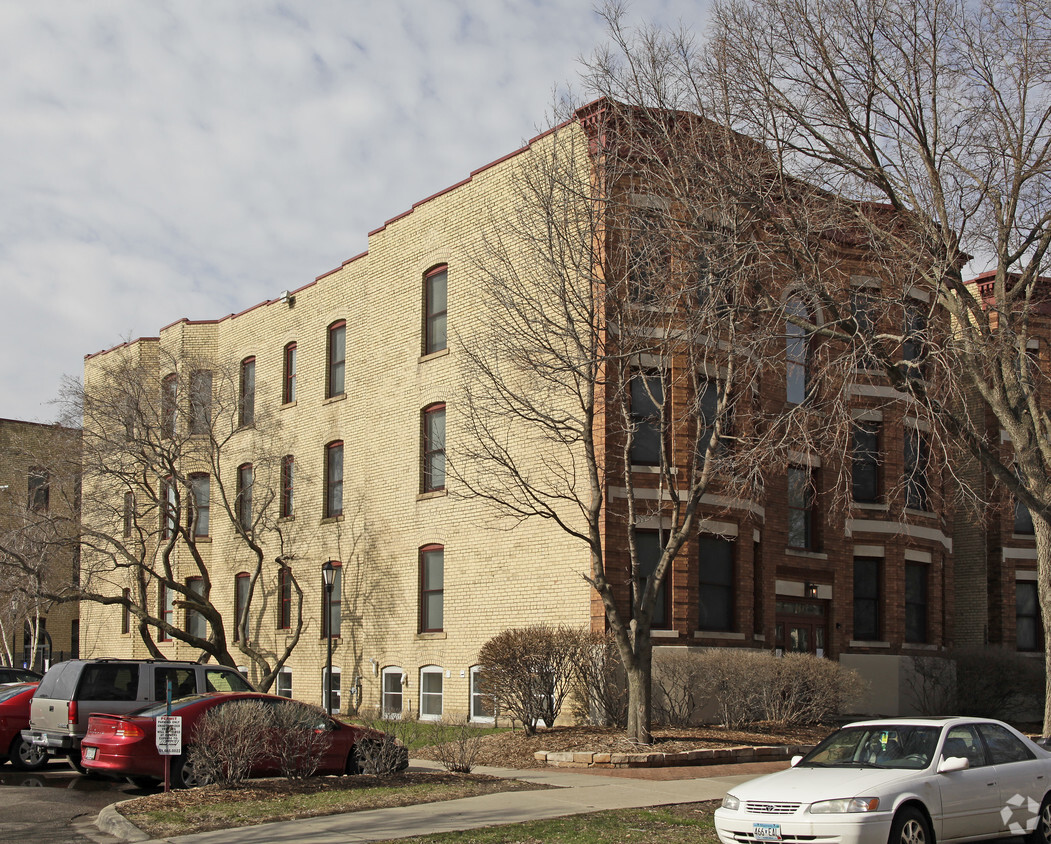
xmin=8 ymin=735 xmax=48 ymax=771
xmin=67 ymin=749 xmax=88 ymax=775
xmin=345 ymin=743 xmax=365 ymax=775
xmin=171 ymin=751 xmax=212 ymax=789
xmin=889 ymin=807 xmax=930 ymax=844
xmin=1028 ymin=796 xmax=1051 ymax=844
xmin=127 ymin=775 xmax=160 ymax=789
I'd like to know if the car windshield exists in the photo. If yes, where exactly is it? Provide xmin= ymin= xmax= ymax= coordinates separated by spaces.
xmin=799 ymin=725 xmax=942 ymax=769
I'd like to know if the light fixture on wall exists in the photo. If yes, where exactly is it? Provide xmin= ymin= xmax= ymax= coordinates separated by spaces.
xmin=805 ymin=581 xmax=819 ymax=599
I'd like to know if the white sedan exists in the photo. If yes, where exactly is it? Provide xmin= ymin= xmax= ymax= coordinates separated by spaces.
xmin=715 ymin=717 xmax=1051 ymax=844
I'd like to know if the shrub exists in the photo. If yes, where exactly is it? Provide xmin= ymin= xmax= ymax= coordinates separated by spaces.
xmin=652 ymin=650 xmax=703 ymax=727
xmin=477 ymin=625 xmax=579 ymax=735
xmin=695 ymin=649 xmax=766 ymax=728
xmin=187 ymin=700 xmax=272 ymax=787
xmin=354 ymin=711 xmax=415 ymax=774
xmin=269 ymin=700 xmax=333 ymax=780
xmin=570 ymin=630 xmax=628 ymax=728
xmin=908 ymin=648 xmax=1044 ymax=719
xmin=429 ymin=715 xmax=485 ymax=773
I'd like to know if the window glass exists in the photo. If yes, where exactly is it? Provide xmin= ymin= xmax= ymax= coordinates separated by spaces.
xmin=785 ymin=297 xmax=810 ymax=404
xmin=904 ymin=429 xmax=929 ymax=511
xmin=698 ymin=535 xmax=734 ymax=631
xmin=280 ymin=455 xmax=294 ymax=517
xmin=943 ymin=725 xmax=987 ymax=767
xmin=852 ymin=423 xmax=880 ymax=502
xmin=234 ymin=573 xmax=250 ymax=642
xmin=240 ymin=357 xmax=256 ymax=426
xmin=204 ymin=668 xmax=253 ymax=692
xmin=787 ymin=466 xmax=814 ymax=549
xmin=382 ymin=667 xmax=404 ymax=718
xmin=28 ymin=467 xmax=49 ymax=513
xmin=322 ymin=564 xmax=342 ymax=638
xmin=278 ymin=567 xmax=292 ymax=630
xmin=237 ymin=464 xmax=253 ymax=529
xmin=421 ymin=547 xmax=444 ymax=632
xmin=977 ymin=723 xmax=1034 ymax=764
xmin=853 ymin=557 xmax=881 ymax=641
xmin=191 ymin=474 xmax=210 ymax=537
xmin=636 ymin=531 xmax=668 ymax=627
xmin=283 ymin=342 xmax=297 ymax=404
xmin=420 ymin=667 xmax=443 ymax=719
xmin=1017 ymin=581 xmax=1040 ymax=651
xmin=905 ymin=563 xmax=928 ymax=644
xmin=325 ymin=443 xmax=343 ymax=518
xmin=276 ymin=669 xmax=292 ymax=698
xmin=189 ymin=370 xmax=212 ymax=433
xmin=423 ymin=405 xmax=446 ymax=492
xmin=324 ymin=667 xmax=341 ymax=713
xmin=186 ymin=577 xmax=207 ymax=639
xmin=470 ymin=666 xmax=494 ymax=722
xmin=155 ymin=667 xmax=196 ymax=700
xmin=78 ymin=665 xmax=138 ymax=702
xmin=425 ymin=267 xmax=448 ymax=354
xmin=1015 ymin=497 xmax=1035 ymax=535
xmin=328 ymin=322 xmax=346 ymax=397
xmin=630 ymin=374 xmax=664 ymax=465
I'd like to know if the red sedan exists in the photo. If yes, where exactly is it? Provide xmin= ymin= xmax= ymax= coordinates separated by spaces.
xmin=0 ymin=682 xmax=48 ymax=770
xmin=80 ymin=691 xmax=401 ymax=788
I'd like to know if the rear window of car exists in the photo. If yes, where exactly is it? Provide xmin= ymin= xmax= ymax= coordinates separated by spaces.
xmin=205 ymin=668 xmax=253 ymax=692
xmin=36 ymin=661 xmax=78 ymax=699
xmin=77 ymin=665 xmax=139 ymax=702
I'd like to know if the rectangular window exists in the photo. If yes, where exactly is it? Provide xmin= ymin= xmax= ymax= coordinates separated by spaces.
xmin=234 ymin=573 xmax=250 ymax=642
xmin=239 ymin=357 xmax=256 ymax=426
xmin=325 ymin=442 xmax=343 ymax=518
xmin=422 ymin=404 xmax=446 ymax=492
xmin=189 ymin=370 xmax=212 ymax=434
xmin=280 ymin=455 xmax=294 ymax=518
xmin=1015 ymin=497 xmax=1035 ymax=535
xmin=904 ymin=429 xmax=929 ymax=511
xmin=323 ymin=667 xmax=341 ymax=713
xmin=1017 ymin=580 xmax=1041 ymax=651
xmin=322 ymin=563 xmax=342 ymax=638
xmin=161 ymin=477 xmax=177 ymax=540
xmin=850 ymin=289 xmax=879 ymax=368
xmin=787 ymin=466 xmax=814 ymax=550
xmin=276 ymin=668 xmax=292 ymax=698
xmin=425 ymin=266 xmax=448 ymax=354
xmin=236 ymin=464 xmax=253 ymax=530
xmin=636 ymin=530 xmax=668 ymax=627
xmin=27 ymin=466 xmax=49 ymax=513
xmin=327 ymin=321 xmax=346 ymax=398
xmin=852 ymin=422 xmax=881 ymax=503
xmin=186 ymin=577 xmax=206 ymax=639
xmin=630 ymin=373 xmax=665 ymax=466
xmin=190 ymin=474 xmax=209 ymax=537
xmin=159 ymin=582 xmax=173 ymax=641
xmin=905 ymin=562 xmax=928 ymax=644
xmin=698 ymin=535 xmax=734 ymax=631
xmin=283 ymin=342 xmax=297 ymax=404
xmin=123 ymin=492 xmax=134 ymax=538
xmin=470 ymin=666 xmax=494 ymax=722
xmin=853 ymin=557 xmax=881 ymax=641
xmin=902 ymin=304 xmax=926 ymax=378
xmin=161 ymin=374 xmax=177 ymax=438
xmin=121 ymin=588 xmax=131 ymax=635
xmin=420 ymin=667 xmax=443 ymax=720
xmin=382 ymin=668 xmax=404 ymax=718
xmin=277 ymin=567 xmax=292 ymax=630
xmin=786 ymin=298 xmax=810 ymax=405
xmin=420 ymin=546 xmax=444 ymax=632
xmin=697 ymin=378 xmax=726 ymax=462
xmin=627 ymin=207 xmax=666 ymax=305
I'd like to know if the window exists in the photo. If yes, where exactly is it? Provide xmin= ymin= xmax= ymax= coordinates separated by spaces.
xmin=1014 ymin=496 xmax=1035 ymax=535
xmin=324 ymin=441 xmax=343 ymax=518
xmin=71 ymin=618 xmax=79 ymax=658
xmin=283 ymin=342 xmax=297 ymax=404
xmin=626 ymin=207 xmax=667 ymax=305
xmin=630 ymin=372 xmax=665 ymax=466
xmin=422 ymin=404 xmax=446 ymax=492
xmin=636 ymin=530 xmax=669 ymax=627
xmin=234 ymin=572 xmax=250 ymax=642
xmin=420 ymin=545 xmax=444 ymax=632
xmin=186 ymin=577 xmax=206 ymax=639
xmin=236 ymin=463 xmax=253 ymax=530
xmin=382 ymin=667 xmax=404 ymax=718
xmin=1017 ymin=580 xmax=1041 ymax=651
xmin=470 ymin=666 xmax=494 ymax=722
xmin=322 ymin=562 xmax=341 ymax=638
xmin=123 ymin=492 xmax=134 ymax=538
xmin=277 ymin=567 xmax=292 ymax=630
xmin=785 ymin=297 xmax=811 ymax=404
xmin=159 ymin=582 xmax=173 ymax=641
xmin=787 ymin=466 xmax=815 ymax=550
xmin=280 ymin=455 xmax=294 ymax=518
xmin=276 ymin=668 xmax=292 ymax=698
xmin=189 ymin=370 xmax=212 ymax=434
xmin=419 ymin=666 xmax=443 ymax=720
xmin=905 ymin=562 xmax=928 ymax=644
xmin=327 ymin=320 xmax=346 ymax=398
xmin=190 ymin=474 xmax=209 ymax=537
xmin=976 ymin=722 xmax=1035 ymax=764
xmin=161 ymin=476 xmax=177 ymax=540
xmin=424 ymin=265 xmax=448 ymax=355
xmin=239 ymin=357 xmax=256 ymax=427
xmin=853 ymin=557 xmax=881 ymax=641
xmin=121 ymin=588 xmax=131 ymax=635
xmin=697 ymin=535 xmax=734 ymax=631
xmin=852 ymin=423 xmax=881 ymax=503
xmin=697 ymin=378 xmax=727 ymax=462
xmin=323 ymin=666 xmax=341 ymax=713
xmin=902 ymin=303 xmax=926 ymax=378
xmin=27 ymin=466 xmax=49 ymax=513
xmin=850 ymin=289 xmax=879 ymax=368
xmin=904 ymin=429 xmax=929 ymax=511
xmin=161 ymin=373 xmax=177 ymax=437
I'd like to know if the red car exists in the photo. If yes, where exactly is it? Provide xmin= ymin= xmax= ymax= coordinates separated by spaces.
xmin=0 ymin=682 xmax=48 ymax=770
xmin=80 ymin=691 xmax=401 ymax=788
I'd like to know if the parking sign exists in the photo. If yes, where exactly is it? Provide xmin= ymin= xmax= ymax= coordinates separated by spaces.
xmin=155 ymin=715 xmax=182 ymax=755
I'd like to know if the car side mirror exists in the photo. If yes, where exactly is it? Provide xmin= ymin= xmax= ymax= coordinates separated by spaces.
xmin=938 ymin=755 xmax=970 ymax=773
xmin=790 ymin=755 xmax=803 ymax=767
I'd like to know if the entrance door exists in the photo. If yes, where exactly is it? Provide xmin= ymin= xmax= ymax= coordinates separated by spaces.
xmin=775 ymin=599 xmax=828 ymax=656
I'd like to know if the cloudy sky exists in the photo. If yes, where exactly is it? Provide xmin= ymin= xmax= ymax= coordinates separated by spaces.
xmin=0 ymin=1 xmax=708 ymax=424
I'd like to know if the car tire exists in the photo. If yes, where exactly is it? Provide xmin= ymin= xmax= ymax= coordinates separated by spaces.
xmin=889 ymin=807 xmax=930 ymax=844
xmin=345 ymin=743 xmax=365 ymax=775
xmin=1028 ymin=796 xmax=1051 ymax=844
xmin=67 ymin=749 xmax=88 ymax=775
xmin=8 ymin=735 xmax=48 ymax=771
xmin=171 ymin=751 xmax=212 ymax=789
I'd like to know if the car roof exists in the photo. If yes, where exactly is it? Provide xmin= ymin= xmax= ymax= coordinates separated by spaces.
xmin=842 ymin=716 xmax=1010 ymax=728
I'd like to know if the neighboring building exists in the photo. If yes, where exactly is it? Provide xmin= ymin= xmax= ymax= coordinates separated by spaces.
xmin=0 ymin=417 xmax=80 ymax=670
xmin=77 ymin=102 xmax=976 ymax=718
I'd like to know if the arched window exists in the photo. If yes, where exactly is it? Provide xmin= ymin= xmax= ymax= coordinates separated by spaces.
xmin=785 ymin=297 xmax=811 ymax=405
xmin=324 ymin=441 xmax=343 ymax=518
xmin=381 ymin=666 xmax=405 ymax=718
xmin=236 ymin=463 xmax=253 ymax=529
xmin=421 ymin=404 xmax=446 ymax=492
xmin=189 ymin=473 xmax=210 ymax=537
xmin=419 ymin=665 xmax=444 ymax=720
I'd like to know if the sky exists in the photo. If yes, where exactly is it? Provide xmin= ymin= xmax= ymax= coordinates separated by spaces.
xmin=0 ymin=0 xmax=709 ymax=424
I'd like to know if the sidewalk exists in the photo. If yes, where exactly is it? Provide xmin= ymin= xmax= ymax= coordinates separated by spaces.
xmin=98 ymin=759 xmax=786 ymax=844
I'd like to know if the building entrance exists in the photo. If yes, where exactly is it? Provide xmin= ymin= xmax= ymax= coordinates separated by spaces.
xmin=775 ymin=598 xmax=828 ymax=657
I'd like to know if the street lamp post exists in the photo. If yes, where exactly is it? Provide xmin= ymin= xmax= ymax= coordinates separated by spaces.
xmin=321 ymin=561 xmax=335 ymax=716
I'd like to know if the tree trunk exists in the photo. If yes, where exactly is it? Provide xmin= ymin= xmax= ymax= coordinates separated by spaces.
xmin=1035 ymin=514 xmax=1051 ymax=737
xmin=624 ymin=638 xmax=653 ymax=744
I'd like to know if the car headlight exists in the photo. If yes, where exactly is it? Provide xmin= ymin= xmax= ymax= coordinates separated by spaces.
xmin=722 ymin=794 xmax=741 ymax=811
xmin=810 ymin=797 xmax=880 ymax=814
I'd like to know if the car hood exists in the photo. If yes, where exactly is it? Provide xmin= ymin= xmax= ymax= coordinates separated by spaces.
xmin=728 ymin=766 xmax=920 ymax=803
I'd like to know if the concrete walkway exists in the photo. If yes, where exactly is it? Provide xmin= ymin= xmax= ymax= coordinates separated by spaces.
xmin=98 ymin=759 xmax=785 ymax=844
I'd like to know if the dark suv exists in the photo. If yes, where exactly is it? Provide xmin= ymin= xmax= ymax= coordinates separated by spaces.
xmin=22 ymin=658 xmax=253 ymax=771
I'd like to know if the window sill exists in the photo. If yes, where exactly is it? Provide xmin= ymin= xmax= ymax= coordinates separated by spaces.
xmin=905 ymin=643 xmax=939 ymax=651
xmin=278 ymin=515 xmax=295 ymax=522
xmin=320 ymin=637 xmax=343 ymax=644
xmin=785 ymin=548 xmax=828 ymax=560
xmin=848 ymin=640 xmax=891 ymax=648
xmin=281 ymin=400 xmax=297 ymax=410
xmin=853 ymin=501 xmax=888 ymax=511
xmin=693 ymin=630 xmax=746 ymax=640
xmin=650 ymin=629 xmax=679 ymax=638
xmin=419 ymin=348 xmax=450 ymax=363
xmin=320 ymin=515 xmax=344 ymax=525
xmin=417 ymin=631 xmax=447 ymax=640
xmin=630 ymin=465 xmax=676 ymax=474
xmin=417 ymin=489 xmax=447 ymax=501
xmin=903 ymin=508 xmax=935 ymax=518
xmin=1013 ymin=533 xmax=1036 ymax=541
xmin=323 ymin=393 xmax=346 ymax=405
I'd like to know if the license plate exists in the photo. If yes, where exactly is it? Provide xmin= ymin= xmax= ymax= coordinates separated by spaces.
xmin=754 ymin=823 xmax=782 ymax=841
xmin=84 ymin=746 xmax=97 ymax=761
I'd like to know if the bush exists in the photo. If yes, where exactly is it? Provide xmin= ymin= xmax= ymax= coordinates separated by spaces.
xmin=187 ymin=700 xmax=272 ymax=787
xmin=429 ymin=715 xmax=485 ymax=773
xmin=570 ymin=631 xmax=628 ymax=728
xmin=269 ymin=700 xmax=333 ymax=780
xmin=477 ymin=625 xmax=579 ymax=735
xmin=354 ymin=711 xmax=415 ymax=774
xmin=652 ymin=650 xmax=704 ymax=727
xmin=908 ymin=648 xmax=1044 ymax=719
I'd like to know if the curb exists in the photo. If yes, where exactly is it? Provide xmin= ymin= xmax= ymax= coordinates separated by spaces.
xmin=96 ymin=801 xmax=150 ymax=843
xmin=534 ymin=743 xmax=813 ymax=769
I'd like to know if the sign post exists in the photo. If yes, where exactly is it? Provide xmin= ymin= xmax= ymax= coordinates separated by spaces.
xmin=157 ymin=680 xmax=182 ymax=792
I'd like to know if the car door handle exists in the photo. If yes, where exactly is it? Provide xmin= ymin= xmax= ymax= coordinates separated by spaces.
xmin=988 ymin=782 xmax=997 ymax=787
